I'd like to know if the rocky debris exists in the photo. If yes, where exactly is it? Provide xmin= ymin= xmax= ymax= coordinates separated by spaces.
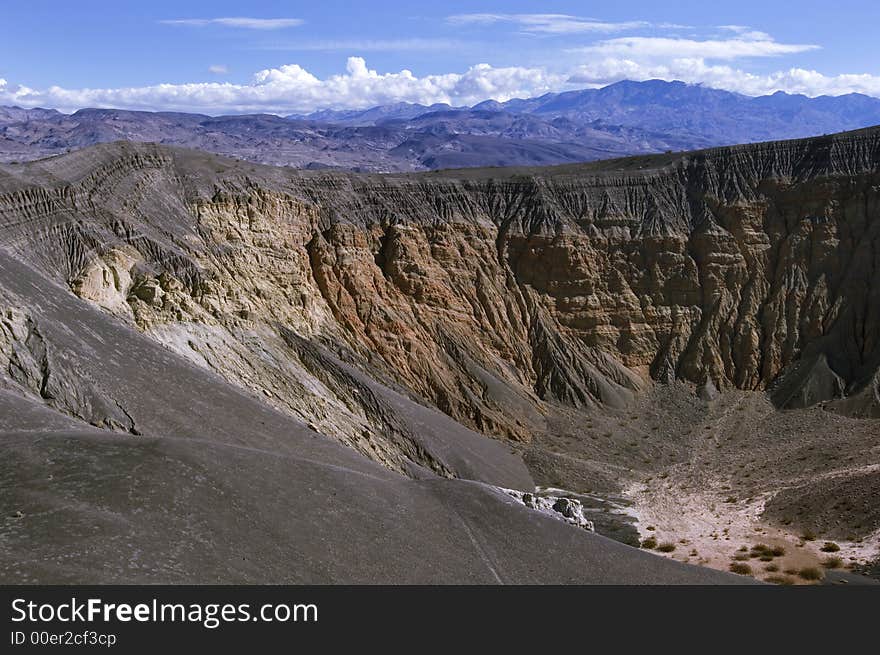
xmin=698 ymin=379 xmax=719 ymax=402
xmin=763 ymin=467 xmax=880 ymax=540
xmin=770 ymin=353 xmax=847 ymax=409
xmin=70 ymin=247 xmax=140 ymax=319
xmin=0 ymin=301 xmax=139 ymax=434
xmin=3 ymin=311 xmax=52 ymax=399
xmin=503 ymin=488 xmax=595 ymax=531
xmin=129 ymin=276 xmax=165 ymax=307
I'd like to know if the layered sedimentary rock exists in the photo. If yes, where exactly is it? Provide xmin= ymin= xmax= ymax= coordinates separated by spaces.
xmin=1 ymin=128 xmax=879 ymax=583
xmin=2 ymin=129 xmax=879 ymax=462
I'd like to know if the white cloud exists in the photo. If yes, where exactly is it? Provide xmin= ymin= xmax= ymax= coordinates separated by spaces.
xmin=161 ymin=17 xmax=304 ymax=30
xmin=447 ymin=13 xmax=649 ymax=34
xmin=208 ymin=65 xmax=229 ymax=75
xmin=0 ymin=57 xmax=564 ymax=115
xmin=567 ymin=57 xmax=880 ymax=97
xmin=572 ymin=36 xmax=819 ymax=60
xmin=559 ymin=28 xmax=872 ymax=98
xmin=1 ymin=23 xmax=879 ymax=117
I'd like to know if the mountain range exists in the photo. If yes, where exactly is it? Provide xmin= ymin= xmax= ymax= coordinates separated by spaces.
xmin=3 ymin=79 xmax=880 ymax=171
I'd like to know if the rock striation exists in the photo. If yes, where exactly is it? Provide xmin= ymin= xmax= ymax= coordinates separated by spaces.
xmin=2 ymin=129 xmax=879 ymax=452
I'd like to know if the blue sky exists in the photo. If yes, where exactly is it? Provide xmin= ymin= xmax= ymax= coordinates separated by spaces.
xmin=2 ymin=1 xmax=879 ymax=114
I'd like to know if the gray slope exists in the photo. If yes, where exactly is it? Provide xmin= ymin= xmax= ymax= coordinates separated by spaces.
xmin=0 ymin=250 xmax=747 ymax=583
xmin=0 ymin=393 xmax=746 ymax=584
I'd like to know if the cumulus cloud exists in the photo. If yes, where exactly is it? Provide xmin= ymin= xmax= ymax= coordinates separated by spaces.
xmin=0 ymin=57 xmax=564 ymax=114
xmin=1 ymin=25 xmax=879 ymax=117
xmin=161 ymin=17 xmax=304 ymax=30
xmin=208 ymin=65 xmax=229 ymax=75
xmin=571 ymin=36 xmax=819 ymax=60
xmin=447 ymin=13 xmax=649 ymax=34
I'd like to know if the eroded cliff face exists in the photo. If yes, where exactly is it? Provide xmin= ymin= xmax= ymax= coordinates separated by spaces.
xmin=1 ymin=130 xmax=879 ymax=472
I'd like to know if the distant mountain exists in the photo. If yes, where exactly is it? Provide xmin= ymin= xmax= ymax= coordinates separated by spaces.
xmin=497 ymin=80 xmax=880 ymax=145
xmin=3 ymin=80 xmax=880 ymax=170
xmin=0 ymin=106 xmax=62 ymax=122
xmin=288 ymin=101 xmax=456 ymax=126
